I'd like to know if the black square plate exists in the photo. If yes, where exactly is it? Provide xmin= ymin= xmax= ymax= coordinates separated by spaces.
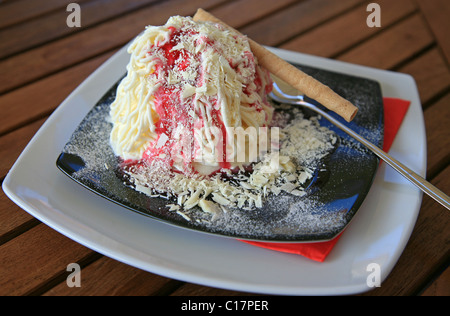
xmin=56 ymin=62 xmax=383 ymax=242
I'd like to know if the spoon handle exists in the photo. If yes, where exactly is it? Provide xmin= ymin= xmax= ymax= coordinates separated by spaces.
xmin=306 ymin=102 xmax=450 ymax=210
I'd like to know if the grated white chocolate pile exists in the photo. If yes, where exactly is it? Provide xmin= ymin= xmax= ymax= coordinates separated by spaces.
xmin=125 ymin=108 xmax=337 ymax=221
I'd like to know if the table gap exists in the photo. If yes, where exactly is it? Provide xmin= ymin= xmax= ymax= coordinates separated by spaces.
xmin=152 ymin=280 xmax=186 ymax=296
xmin=422 ymin=86 xmax=450 ymax=111
xmin=0 ymin=216 xmax=41 ymax=246
xmin=26 ymin=251 xmax=103 ymax=296
xmin=413 ymin=251 xmax=450 ymax=296
xmin=427 ymin=149 xmax=450 ymax=182
xmin=0 ymin=110 xmax=53 ymax=139
xmin=390 ymin=43 xmax=436 ymax=72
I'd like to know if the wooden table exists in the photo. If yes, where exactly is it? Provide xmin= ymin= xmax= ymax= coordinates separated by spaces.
xmin=1 ymin=0 xmax=449 ymax=296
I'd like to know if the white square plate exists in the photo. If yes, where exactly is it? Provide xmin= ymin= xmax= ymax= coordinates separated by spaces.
xmin=3 ymin=46 xmax=425 ymax=295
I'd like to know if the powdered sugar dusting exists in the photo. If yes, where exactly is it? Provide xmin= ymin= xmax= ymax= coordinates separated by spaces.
xmin=60 ymin=62 xmax=384 ymax=241
xmin=62 ymin=96 xmax=350 ymax=240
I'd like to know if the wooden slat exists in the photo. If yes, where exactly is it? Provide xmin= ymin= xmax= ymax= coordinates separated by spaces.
xmin=0 ymin=0 xmax=160 ymax=59
xmin=0 ymin=0 xmax=82 ymax=29
xmin=0 ymin=118 xmax=45 ymax=242
xmin=42 ymin=256 xmax=178 ymax=296
xmin=280 ymin=0 xmax=417 ymax=58
xmin=337 ymin=13 xmax=434 ymax=69
xmin=0 ymin=193 xmax=38 ymax=244
xmin=416 ymin=0 xmax=450 ymax=65
xmin=0 ymin=223 xmax=93 ymax=296
xmin=0 ymin=118 xmax=45 ymax=178
xmin=209 ymin=0 xmax=298 ymax=29
xmin=421 ymin=265 xmax=450 ymax=296
xmin=239 ymin=0 xmax=365 ymax=47
xmin=423 ymin=93 xmax=450 ymax=178
xmin=0 ymin=0 xmax=227 ymax=94
xmin=398 ymin=48 xmax=450 ymax=105
xmin=0 ymin=52 xmax=114 ymax=136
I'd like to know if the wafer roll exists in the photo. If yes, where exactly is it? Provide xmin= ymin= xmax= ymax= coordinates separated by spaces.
xmin=193 ymin=8 xmax=358 ymax=122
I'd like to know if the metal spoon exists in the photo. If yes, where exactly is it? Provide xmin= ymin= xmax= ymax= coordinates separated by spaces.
xmin=269 ymin=82 xmax=450 ymax=210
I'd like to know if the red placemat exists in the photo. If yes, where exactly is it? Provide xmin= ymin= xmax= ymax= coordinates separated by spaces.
xmin=241 ymin=98 xmax=411 ymax=262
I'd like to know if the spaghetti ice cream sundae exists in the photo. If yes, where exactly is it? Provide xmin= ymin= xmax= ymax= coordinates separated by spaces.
xmin=107 ymin=15 xmax=337 ymax=220
xmin=109 ymin=16 xmax=274 ymax=176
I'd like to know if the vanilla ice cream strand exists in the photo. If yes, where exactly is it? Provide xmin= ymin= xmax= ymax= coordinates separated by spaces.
xmin=193 ymin=8 xmax=358 ymax=122
xmin=110 ymin=16 xmax=274 ymax=172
